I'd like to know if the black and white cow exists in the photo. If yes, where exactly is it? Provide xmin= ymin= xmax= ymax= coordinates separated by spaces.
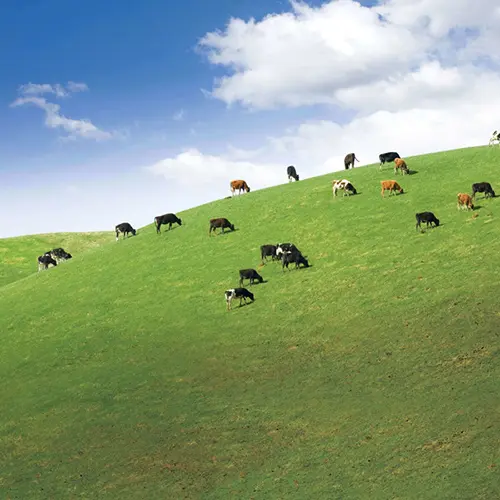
xmin=287 ymin=165 xmax=299 ymax=182
xmin=415 ymin=212 xmax=440 ymax=231
xmin=379 ymin=152 xmax=401 ymax=168
xmin=281 ymin=248 xmax=310 ymax=270
xmin=225 ymin=288 xmax=255 ymax=310
xmin=37 ymin=254 xmax=57 ymax=272
xmin=472 ymin=182 xmax=496 ymax=199
xmin=489 ymin=130 xmax=500 ymax=146
xmin=276 ymin=243 xmax=299 ymax=258
xmin=46 ymin=247 xmax=72 ymax=264
xmin=239 ymin=269 xmax=264 ymax=286
xmin=260 ymin=244 xmax=278 ymax=263
xmin=155 ymin=213 xmax=182 ymax=233
xmin=115 ymin=222 xmax=136 ymax=241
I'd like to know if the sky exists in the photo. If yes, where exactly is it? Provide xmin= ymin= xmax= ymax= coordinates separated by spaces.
xmin=1 ymin=0 xmax=500 ymax=237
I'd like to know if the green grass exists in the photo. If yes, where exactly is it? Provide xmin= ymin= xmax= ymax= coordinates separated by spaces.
xmin=0 ymin=231 xmax=113 ymax=288
xmin=1 ymin=145 xmax=500 ymax=499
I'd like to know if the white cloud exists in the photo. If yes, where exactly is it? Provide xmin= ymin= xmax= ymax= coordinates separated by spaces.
xmin=198 ymin=0 xmax=500 ymax=110
xmin=172 ymin=109 xmax=186 ymax=121
xmin=11 ymin=81 xmax=114 ymax=141
xmin=144 ymin=0 xmax=498 ymax=202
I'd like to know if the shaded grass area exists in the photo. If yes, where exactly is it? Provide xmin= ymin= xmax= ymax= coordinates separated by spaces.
xmin=0 ymin=231 xmax=113 ymax=288
xmin=1 ymin=146 xmax=500 ymax=498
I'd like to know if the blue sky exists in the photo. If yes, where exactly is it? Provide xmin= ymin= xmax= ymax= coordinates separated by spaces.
xmin=0 ymin=0 xmax=497 ymax=237
xmin=0 ymin=0 xmax=344 ymax=237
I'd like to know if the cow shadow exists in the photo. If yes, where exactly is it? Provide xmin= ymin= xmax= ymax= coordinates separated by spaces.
xmin=408 ymin=170 xmax=418 ymax=175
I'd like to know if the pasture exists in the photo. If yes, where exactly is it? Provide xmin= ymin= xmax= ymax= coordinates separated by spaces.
xmin=0 ymin=231 xmax=112 ymax=288
xmin=1 ymin=146 xmax=500 ymax=499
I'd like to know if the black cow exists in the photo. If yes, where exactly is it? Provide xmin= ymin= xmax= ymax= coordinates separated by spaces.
xmin=287 ymin=165 xmax=299 ymax=182
xmin=344 ymin=153 xmax=359 ymax=170
xmin=225 ymin=288 xmax=255 ymax=310
xmin=46 ymin=247 xmax=72 ymax=264
xmin=209 ymin=218 xmax=235 ymax=235
xmin=115 ymin=222 xmax=136 ymax=241
xmin=379 ymin=152 xmax=401 ymax=167
xmin=415 ymin=212 xmax=440 ymax=231
xmin=472 ymin=182 xmax=496 ymax=199
xmin=281 ymin=248 xmax=310 ymax=270
xmin=155 ymin=213 xmax=182 ymax=233
xmin=260 ymin=244 xmax=278 ymax=263
xmin=37 ymin=254 xmax=57 ymax=272
xmin=239 ymin=269 xmax=264 ymax=286
xmin=276 ymin=243 xmax=299 ymax=257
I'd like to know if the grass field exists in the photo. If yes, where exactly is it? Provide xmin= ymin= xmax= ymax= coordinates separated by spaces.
xmin=1 ymin=146 xmax=500 ymax=499
xmin=0 ymin=231 xmax=113 ymax=288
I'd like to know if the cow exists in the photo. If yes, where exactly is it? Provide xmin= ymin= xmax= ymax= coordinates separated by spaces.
xmin=416 ymin=212 xmax=440 ymax=231
xmin=225 ymin=288 xmax=255 ymax=310
xmin=489 ymin=130 xmax=500 ymax=146
xmin=230 ymin=180 xmax=251 ymax=196
xmin=276 ymin=243 xmax=299 ymax=257
xmin=209 ymin=218 xmax=235 ymax=235
xmin=332 ymin=179 xmax=357 ymax=197
xmin=344 ymin=153 xmax=359 ymax=170
xmin=394 ymin=158 xmax=409 ymax=175
xmin=155 ymin=213 xmax=182 ymax=233
xmin=472 ymin=182 xmax=496 ymax=199
xmin=381 ymin=180 xmax=404 ymax=197
xmin=239 ymin=269 xmax=264 ymax=286
xmin=260 ymin=244 xmax=278 ymax=263
xmin=281 ymin=248 xmax=310 ymax=270
xmin=457 ymin=193 xmax=474 ymax=211
xmin=115 ymin=222 xmax=136 ymax=241
xmin=37 ymin=254 xmax=57 ymax=272
xmin=379 ymin=152 xmax=401 ymax=169
xmin=46 ymin=248 xmax=72 ymax=264
xmin=287 ymin=165 xmax=299 ymax=182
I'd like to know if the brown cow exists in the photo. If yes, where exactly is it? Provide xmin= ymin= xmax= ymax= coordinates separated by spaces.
xmin=381 ymin=180 xmax=404 ymax=197
xmin=394 ymin=158 xmax=409 ymax=175
xmin=457 ymin=192 xmax=474 ymax=210
xmin=230 ymin=180 xmax=251 ymax=196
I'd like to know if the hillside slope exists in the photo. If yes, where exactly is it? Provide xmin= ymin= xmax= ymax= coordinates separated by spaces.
xmin=0 ymin=231 xmax=113 ymax=288
xmin=1 ymin=146 xmax=500 ymax=499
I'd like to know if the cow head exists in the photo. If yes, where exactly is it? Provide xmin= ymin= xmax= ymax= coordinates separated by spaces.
xmin=230 ymin=224 xmax=235 ymax=231
xmin=178 ymin=219 xmax=182 ymax=225
xmin=434 ymin=218 xmax=440 ymax=227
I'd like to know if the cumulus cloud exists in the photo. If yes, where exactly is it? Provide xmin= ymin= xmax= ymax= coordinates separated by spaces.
xmin=11 ymin=81 xmax=114 ymax=141
xmin=198 ymin=0 xmax=500 ymax=111
xmin=150 ymin=0 xmax=500 ymax=195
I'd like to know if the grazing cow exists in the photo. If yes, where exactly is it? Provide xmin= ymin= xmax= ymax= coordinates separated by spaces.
xmin=381 ymin=180 xmax=404 ymax=197
xmin=344 ymin=153 xmax=359 ymax=170
xmin=276 ymin=243 xmax=298 ymax=257
xmin=457 ymin=193 xmax=474 ymax=211
xmin=46 ymin=248 xmax=72 ymax=264
xmin=379 ymin=152 xmax=401 ymax=169
xmin=287 ymin=165 xmax=299 ymax=182
xmin=416 ymin=212 xmax=440 ymax=231
xmin=225 ymin=288 xmax=255 ymax=310
xmin=394 ymin=158 xmax=409 ymax=175
xmin=209 ymin=217 xmax=235 ymax=235
xmin=37 ymin=254 xmax=57 ymax=272
xmin=230 ymin=179 xmax=251 ymax=196
xmin=115 ymin=222 xmax=136 ymax=241
xmin=260 ymin=244 xmax=278 ymax=263
xmin=489 ymin=130 xmax=500 ymax=146
xmin=155 ymin=213 xmax=182 ymax=233
xmin=239 ymin=269 xmax=264 ymax=286
xmin=332 ymin=179 xmax=357 ymax=197
xmin=281 ymin=248 xmax=310 ymax=270
xmin=472 ymin=182 xmax=496 ymax=199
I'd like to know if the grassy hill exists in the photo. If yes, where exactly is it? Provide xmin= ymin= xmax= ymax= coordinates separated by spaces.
xmin=1 ymin=146 xmax=500 ymax=499
xmin=0 ymin=231 xmax=113 ymax=288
